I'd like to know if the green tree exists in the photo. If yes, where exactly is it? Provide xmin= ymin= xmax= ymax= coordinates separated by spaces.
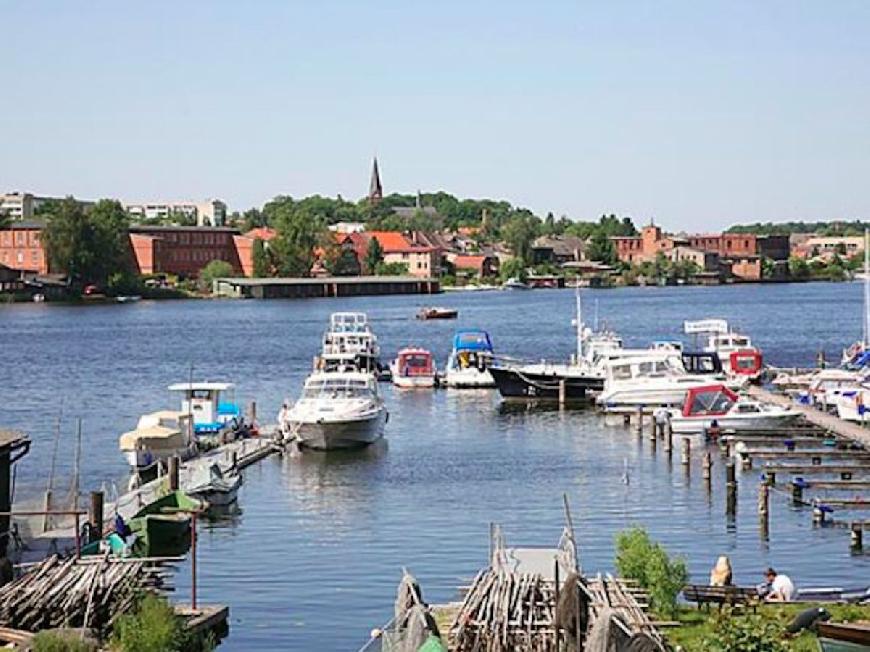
xmin=585 ymin=231 xmax=617 ymax=265
xmin=501 ymin=214 xmax=539 ymax=263
xmin=364 ymin=237 xmax=384 ymax=274
xmin=615 ymin=527 xmax=688 ymax=617
xmin=499 ymin=257 xmax=527 ymax=282
xmin=41 ymin=197 xmax=130 ymax=288
xmin=0 ymin=208 xmax=9 ymax=230
xmin=788 ymin=255 xmax=810 ymax=279
xmin=199 ymin=259 xmax=234 ymax=291
xmin=267 ymin=196 xmax=327 ymax=276
xmin=252 ymin=238 xmax=270 ymax=277
xmin=375 ymin=261 xmax=409 ymax=275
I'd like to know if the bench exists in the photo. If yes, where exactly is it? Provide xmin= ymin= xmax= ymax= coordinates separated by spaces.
xmin=682 ymin=585 xmax=758 ymax=611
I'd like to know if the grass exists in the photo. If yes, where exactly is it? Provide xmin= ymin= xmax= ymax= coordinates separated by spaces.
xmin=666 ymin=603 xmax=870 ymax=651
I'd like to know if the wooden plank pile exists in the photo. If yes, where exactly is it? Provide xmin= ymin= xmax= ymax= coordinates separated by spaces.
xmin=584 ymin=574 xmax=665 ymax=651
xmin=0 ymin=554 xmax=169 ymax=634
xmin=448 ymin=569 xmax=559 ymax=652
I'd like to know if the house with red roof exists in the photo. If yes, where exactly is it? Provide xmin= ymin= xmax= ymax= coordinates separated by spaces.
xmin=346 ymin=231 xmax=437 ymax=277
xmin=448 ymin=253 xmax=499 ymax=279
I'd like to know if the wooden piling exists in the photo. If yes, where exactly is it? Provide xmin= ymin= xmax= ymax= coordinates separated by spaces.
xmin=664 ymin=424 xmax=673 ymax=455
xmin=791 ymin=481 xmax=803 ymax=504
xmin=248 ymin=400 xmax=257 ymax=425
xmin=559 ymin=380 xmax=566 ymax=407
xmin=851 ymin=522 xmax=864 ymax=550
xmin=88 ymin=491 xmax=104 ymax=543
xmin=635 ymin=407 xmax=643 ymax=437
xmin=726 ymin=460 xmax=737 ymax=514
xmin=681 ymin=438 xmax=691 ymax=467
xmin=758 ymin=482 xmax=769 ymax=517
xmin=649 ymin=415 xmax=657 ymax=441
xmin=702 ymin=452 xmax=712 ymax=481
xmin=623 ymin=414 xmax=631 ymax=427
xmin=168 ymin=456 xmax=180 ymax=492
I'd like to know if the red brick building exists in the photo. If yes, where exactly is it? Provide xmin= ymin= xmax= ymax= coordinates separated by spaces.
xmin=127 ymin=226 xmax=243 ymax=276
xmin=0 ymin=222 xmax=49 ymax=274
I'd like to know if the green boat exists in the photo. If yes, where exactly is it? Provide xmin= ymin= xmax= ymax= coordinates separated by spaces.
xmin=128 ymin=490 xmax=206 ymax=557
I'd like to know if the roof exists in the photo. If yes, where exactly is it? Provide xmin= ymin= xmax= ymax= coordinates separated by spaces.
xmin=244 ymin=227 xmax=278 ymax=241
xmin=215 ymin=275 xmax=435 ymax=286
xmin=1 ymin=220 xmax=45 ymax=230
xmin=364 ymin=231 xmax=433 ymax=253
xmin=532 ymin=235 xmax=586 ymax=257
xmin=167 ymin=382 xmax=234 ymax=392
xmin=452 ymin=254 xmax=489 ymax=269
xmin=392 ymin=206 xmax=440 ymax=219
xmin=129 ymin=225 xmax=240 ymax=234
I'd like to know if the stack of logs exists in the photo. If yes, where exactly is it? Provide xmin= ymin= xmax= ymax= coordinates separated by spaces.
xmin=448 ymin=569 xmax=559 ymax=652
xmin=0 ymin=554 xmax=169 ymax=634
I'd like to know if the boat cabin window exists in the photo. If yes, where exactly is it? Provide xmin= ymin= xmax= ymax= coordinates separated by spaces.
xmin=304 ymin=379 xmax=372 ymax=398
xmin=611 ymin=364 xmax=633 ymax=381
xmin=402 ymin=354 xmax=431 ymax=369
xmin=189 ymin=389 xmax=214 ymax=400
xmin=736 ymin=403 xmax=761 ymax=413
xmin=734 ymin=356 xmax=758 ymax=370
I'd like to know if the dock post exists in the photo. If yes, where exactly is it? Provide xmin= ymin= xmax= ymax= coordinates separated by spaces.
xmin=635 ymin=406 xmax=643 ymax=437
xmin=168 ymin=456 xmax=180 ymax=492
xmin=758 ymin=482 xmax=769 ymax=517
xmin=702 ymin=452 xmax=712 ymax=481
xmin=248 ymin=401 xmax=257 ymax=426
xmin=559 ymin=380 xmax=566 ymax=407
xmin=664 ymin=422 xmax=673 ymax=455
xmin=622 ymin=414 xmax=631 ymax=428
xmin=791 ymin=481 xmax=803 ymax=504
xmin=740 ymin=451 xmax=752 ymax=471
xmin=812 ymin=504 xmax=826 ymax=525
xmin=88 ymin=491 xmax=104 ymax=543
xmin=851 ymin=522 xmax=863 ymax=550
xmin=681 ymin=438 xmax=691 ymax=468
xmin=726 ymin=460 xmax=737 ymax=515
xmin=648 ymin=414 xmax=657 ymax=442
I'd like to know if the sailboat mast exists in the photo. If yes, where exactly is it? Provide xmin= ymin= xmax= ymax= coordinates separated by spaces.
xmin=575 ymin=286 xmax=583 ymax=361
xmin=864 ymin=228 xmax=869 ymax=347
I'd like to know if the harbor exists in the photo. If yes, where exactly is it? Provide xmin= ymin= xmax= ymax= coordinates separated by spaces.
xmin=2 ymin=282 xmax=870 ymax=649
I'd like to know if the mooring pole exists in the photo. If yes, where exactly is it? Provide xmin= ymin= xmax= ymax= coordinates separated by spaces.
xmin=851 ymin=522 xmax=863 ymax=550
xmin=681 ymin=438 xmax=691 ymax=468
xmin=168 ymin=456 xmax=180 ymax=492
xmin=559 ymin=380 xmax=566 ymax=408
xmin=191 ymin=511 xmax=198 ymax=610
xmin=635 ymin=406 xmax=643 ymax=437
xmin=702 ymin=452 xmax=712 ymax=481
xmin=726 ymin=460 xmax=737 ymax=515
xmin=88 ymin=491 xmax=104 ymax=544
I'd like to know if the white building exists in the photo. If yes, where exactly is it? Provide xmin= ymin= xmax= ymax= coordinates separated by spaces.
xmin=328 ymin=221 xmax=366 ymax=234
xmin=124 ymin=199 xmax=227 ymax=227
xmin=1 ymin=192 xmax=93 ymax=220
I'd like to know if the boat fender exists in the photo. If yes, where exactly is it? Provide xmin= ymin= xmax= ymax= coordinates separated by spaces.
xmin=786 ymin=606 xmax=830 ymax=634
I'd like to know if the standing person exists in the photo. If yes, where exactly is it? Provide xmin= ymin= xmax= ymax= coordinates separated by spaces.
xmin=764 ymin=568 xmax=795 ymax=601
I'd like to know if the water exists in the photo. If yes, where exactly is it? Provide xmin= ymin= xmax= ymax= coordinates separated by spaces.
xmin=1 ymin=282 xmax=868 ymax=650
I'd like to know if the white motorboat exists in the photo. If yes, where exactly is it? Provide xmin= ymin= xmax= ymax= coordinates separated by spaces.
xmin=503 ymin=277 xmax=530 ymax=290
xmin=806 ymin=369 xmax=867 ymax=408
xmin=320 ymin=312 xmax=382 ymax=374
xmin=283 ymin=371 xmax=387 ymax=450
xmin=596 ymin=352 xmax=714 ymax=409
xmin=185 ymin=462 xmax=242 ymax=507
xmin=684 ymin=319 xmax=763 ymax=381
xmin=443 ymin=329 xmax=496 ymax=388
xmin=832 ymin=385 xmax=870 ymax=422
xmin=167 ymin=381 xmax=247 ymax=445
xmin=118 ymin=411 xmax=196 ymax=471
xmin=390 ymin=347 xmax=437 ymax=389
xmin=668 ymin=384 xmax=802 ymax=434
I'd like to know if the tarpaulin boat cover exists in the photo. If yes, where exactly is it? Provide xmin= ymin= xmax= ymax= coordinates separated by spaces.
xmin=682 ymin=385 xmax=738 ymax=418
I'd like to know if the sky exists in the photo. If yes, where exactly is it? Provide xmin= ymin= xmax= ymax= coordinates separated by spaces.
xmin=2 ymin=1 xmax=869 ymax=230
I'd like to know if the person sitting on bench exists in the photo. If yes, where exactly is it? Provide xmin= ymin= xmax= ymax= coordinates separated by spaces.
xmin=710 ymin=556 xmax=733 ymax=586
xmin=763 ymin=567 xmax=795 ymax=602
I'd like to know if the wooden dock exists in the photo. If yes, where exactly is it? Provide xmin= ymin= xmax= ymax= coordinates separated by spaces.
xmin=747 ymin=385 xmax=870 ymax=448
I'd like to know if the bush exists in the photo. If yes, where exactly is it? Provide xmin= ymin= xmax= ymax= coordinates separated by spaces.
xmin=375 ymin=261 xmax=409 ymax=276
xmin=32 ymin=631 xmax=98 ymax=652
xmin=614 ymin=527 xmax=688 ymax=617
xmin=198 ymin=260 xmax=235 ymax=292
xmin=703 ymin=608 xmax=787 ymax=652
xmin=110 ymin=593 xmax=212 ymax=652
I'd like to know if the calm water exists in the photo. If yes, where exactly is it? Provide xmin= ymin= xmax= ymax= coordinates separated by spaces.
xmin=2 ymin=283 xmax=868 ymax=650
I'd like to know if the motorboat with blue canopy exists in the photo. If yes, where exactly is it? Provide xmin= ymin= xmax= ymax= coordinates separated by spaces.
xmin=443 ymin=329 xmax=496 ymax=388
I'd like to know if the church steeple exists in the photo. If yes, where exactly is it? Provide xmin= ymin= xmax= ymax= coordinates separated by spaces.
xmin=368 ymin=157 xmax=383 ymax=204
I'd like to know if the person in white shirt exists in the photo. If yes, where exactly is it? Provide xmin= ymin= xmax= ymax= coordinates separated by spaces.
xmin=764 ymin=567 xmax=795 ymax=601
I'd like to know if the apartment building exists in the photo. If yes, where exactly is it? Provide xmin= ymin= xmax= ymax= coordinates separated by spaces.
xmin=125 ymin=199 xmax=227 ymax=227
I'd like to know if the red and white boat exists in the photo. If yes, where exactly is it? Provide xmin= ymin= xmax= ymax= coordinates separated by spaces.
xmin=390 ymin=348 xmax=437 ymax=389
xmin=668 ymin=384 xmax=801 ymax=435
xmin=684 ymin=319 xmax=763 ymax=382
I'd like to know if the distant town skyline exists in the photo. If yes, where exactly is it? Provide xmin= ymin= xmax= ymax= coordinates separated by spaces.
xmin=3 ymin=2 xmax=869 ymax=230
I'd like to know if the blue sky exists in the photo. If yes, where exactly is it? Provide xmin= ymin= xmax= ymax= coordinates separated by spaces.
xmin=2 ymin=1 xmax=868 ymax=229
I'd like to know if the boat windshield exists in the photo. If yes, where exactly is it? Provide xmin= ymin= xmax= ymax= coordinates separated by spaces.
xmin=399 ymin=354 xmax=432 ymax=374
xmin=303 ymin=378 xmax=373 ymax=399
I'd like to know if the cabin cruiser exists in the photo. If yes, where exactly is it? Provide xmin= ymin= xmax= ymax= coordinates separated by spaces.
xmin=443 ymin=329 xmax=496 ymax=388
xmin=668 ymin=385 xmax=801 ymax=434
xmin=320 ymin=312 xmax=382 ymax=374
xmin=167 ymin=381 xmax=246 ymax=446
xmin=596 ymin=352 xmax=713 ymax=409
xmin=390 ymin=347 xmax=437 ymax=389
xmin=119 ymin=411 xmax=196 ymax=472
xmin=684 ymin=319 xmax=763 ymax=382
xmin=282 ymin=371 xmax=387 ymax=450
xmin=503 ymin=277 xmax=530 ymax=290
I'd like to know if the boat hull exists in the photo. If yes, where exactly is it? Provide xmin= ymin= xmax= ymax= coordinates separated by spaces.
xmin=294 ymin=410 xmax=387 ymax=450
xmin=443 ymin=368 xmax=495 ymax=388
xmin=669 ymin=412 xmax=802 ymax=435
xmin=490 ymin=366 xmax=603 ymax=401
xmin=392 ymin=375 xmax=436 ymax=389
xmin=597 ymin=383 xmax=708 ymax=409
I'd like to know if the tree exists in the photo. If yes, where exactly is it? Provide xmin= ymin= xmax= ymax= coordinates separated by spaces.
xmin=585 ymin=231 xmax=617 ymax=265
xmin=375 ymin=261 xmax=409 ymax=275
xmin=41 ymin=197 xmax=130 ymax=288
xmin=252 ymin=238 xmax=270 ymax=277
xmin=615 ymin=527 xmax=688 ymax=618
xmin=501 ymin=214 xmax=539 ymax=263
xmin=364 ymin=237 xmax=384 ymax=274
xmin=0 ymin=209 xmax=9 ymax=230
xmin=499 ymin=257 xmax=527 ymax=282
xmin=788 ymin=256 xmax=810 ymax=279
xmin=199 ymin=260 xmax=234 ymax=292
xmin=267 ymin=196 xmax=328 ymax=277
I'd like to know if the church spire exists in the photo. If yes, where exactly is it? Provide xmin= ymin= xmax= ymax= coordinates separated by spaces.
xmin=368 ymin=157 xmax=383 ymax=204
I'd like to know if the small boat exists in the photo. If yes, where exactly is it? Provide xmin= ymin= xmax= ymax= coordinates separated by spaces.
xmin=167 ymin=381 xmax=247 ymax=447
xmin=817 ymin=622 xmax=870 ymax=652
xmin=32 ymin=293 xmax=45 ymax=303
xmin=443 ymin=329 xmax=496 ymax=388
xmin=503 ymin=277 xmax=530 ymax=290
xmin=185 ymin=462 xmax=242 ymax=507
xmin=116 ymin=295 xmax=142 ymax=303
xmin=320 ymin=312 xmax=383 ymax=375
xmin=390 ymin=348 xmax=437 ymax=389
xmin=417 ymin=306 xmax=458 ymax=320
xmin=668 ymin=384 xmax=802 ymax=434
xmin=118 ymin=411 xmax=196 ymax=472
xmin=283 ymin=370 xmax=388 ymax=450
xmin=127 ymin=490 xmax=206 ymax=557
xmin=596 ymin=352 xmax=713 ymax=409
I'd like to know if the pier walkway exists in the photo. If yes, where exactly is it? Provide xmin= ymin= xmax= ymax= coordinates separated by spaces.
xmin=748 ymin=385 xmax=870 ymax=448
